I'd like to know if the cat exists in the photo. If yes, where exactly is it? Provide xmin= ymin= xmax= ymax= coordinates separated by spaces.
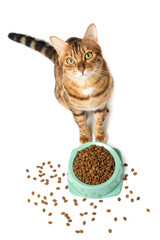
xmin=8 ymin=24 xmax=113 ymax=144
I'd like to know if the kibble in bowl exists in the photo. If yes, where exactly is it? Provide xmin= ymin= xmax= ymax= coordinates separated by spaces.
xmin=67 ymin=142 xmax=124 ymax=199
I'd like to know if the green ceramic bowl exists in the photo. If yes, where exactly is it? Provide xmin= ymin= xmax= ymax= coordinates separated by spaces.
xmin=67 ymin=142 xmax=124 ymax=199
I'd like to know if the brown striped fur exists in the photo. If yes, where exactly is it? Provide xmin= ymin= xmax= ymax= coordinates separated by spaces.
xmin=8 ymin=24 xmax=113 ymax=144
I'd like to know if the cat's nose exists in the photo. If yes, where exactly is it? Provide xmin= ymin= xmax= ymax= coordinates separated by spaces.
xmin=78 ymin=62 xmax=85 ymax=73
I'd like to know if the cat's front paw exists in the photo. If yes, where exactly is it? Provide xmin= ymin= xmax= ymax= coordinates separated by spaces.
xmin=79 ymin=135 xmax=91 ymax=144
xmin=95 ymin=133 xmax=107 ymax=143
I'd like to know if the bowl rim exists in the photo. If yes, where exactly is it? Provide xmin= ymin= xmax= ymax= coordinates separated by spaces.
xmin=68 ymin=141 xmax=121 ymax=189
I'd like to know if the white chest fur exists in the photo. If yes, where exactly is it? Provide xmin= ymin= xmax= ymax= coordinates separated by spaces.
xmin=82 ymin=87 xmax=94 ymax=96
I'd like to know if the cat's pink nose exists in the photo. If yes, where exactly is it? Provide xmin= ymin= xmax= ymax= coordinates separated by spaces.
xmin=79 ymin=67 xmax=85 ymax=73
xmin=78 ymin=62 xmax=85 ymax=73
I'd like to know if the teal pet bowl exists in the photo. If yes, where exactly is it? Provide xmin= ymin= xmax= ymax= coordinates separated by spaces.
xmin=67 ymin=142 xmax=124 ymax=199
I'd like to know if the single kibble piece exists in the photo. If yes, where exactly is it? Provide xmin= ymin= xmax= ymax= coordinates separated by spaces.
xmin=53 ymin=169 xmax=57 ymax=172
xmin=34 ymin=202 xmax=38 ymax=206
xmin=114 ymin=217 xmax=118 ymax=221
xmin=125 ymin=186 xmax=129 ymax=189
xmin=37 ymin=194 xmax=40 ymax=198
xmin=83 ymin=221 xmax=86 ymax=225
xmin=92 ymin=212 xmax=96 ymax=215
xmin=117 ymin=197 xmax=121 ymax=201
xmin=50 ymin=165 xmax=53 ymax=168
xmin=68 ymin=219 xmax=72 ymax=223
xmin=129 ymin=190 xmax=133 ymax=194
xmin=137 ymin=196 xmax=140 ymax=200
xmin=27 ymin=175 xmax=30 ymax=178
xmin=40 ymin=179 xmax=44 ymax=182
xmin=50 ymin=192 xmax=53 ymax=196
xmin=48 ymin=221 xmax=52 ymax=224
xmin=52 ymin=199 xmax=57 ymax=202
xmin=54 ymin=202 xmax=58 ymax=206
xmin=61 ymin=212 xmax=65 ymax=215
xmin=65 ymin=185 xmax=68 ymax=189
xmin=90 ymin=202 xmax=94 ymax=206
xmin=47 ymin=161 xmax=51 ymax=164
xmin=62 ymin=173 xmax=65 ymax=177
xmin=66 ymin=223 xmax=70 ymax=226
xmin=123 ymin=217 xmax=127 ymax=221
xmin=33 ymin=177 xmax=37 ymax=180
xmin=80 ymin=213 xmax=84 ymax=216
xmin=83 ymin=198 xmax=86 ymax=201
xmin=74 ymin=202 xmax=78 ymax=206
xmin=84 ymin=212 xmax=88 ymax=215
xmin=72 ymin=145 xmax=115 ymax=185
xmin=57 ymin=164 xmax=61 ymax=168
xmin=125 ymin=174 xmax=128 ymax=178
xmin=48 ymin=212 xmax=52 ymax=216
xmin=91 ymin=218 xmax=95 ymax=221
xmin=131 ymin=198 xmax=134 ymax=202
xmin=108 ymin=229 xmax=112 ymax=233
xmin=26 ymin=169 xmax=29 ymax=172
xmin=124 ymin=163 xmax=128 ymax=167
xmin=27 ymin=199 xmax=30 ymax=203
xmin=31 ymin=191 xmax=35 ymax=195
xmin=42 ymin=208 xmax=46 ymax=212
xmin=106 ymin=209 xmax=111 ymax=213
xmin=99 ymin=200 xmax=103 ymax=203
xmin=131 ymin=168 xmax=134 ymax=172
xmin=56 ymin=187 xmax=60 ymax=190
xmin=146 ymin=208 xmax=150 ymax=212
xmin=42 ymin=162 xmax=45 ymax=166
xmin=123 ymin=178 xmax=128 ymax=181
xmin=133 ymin=172 xmax=137 ymax=175
xmin=43 ymin=196 xmax=47 ymax=200
xmin=93 ymin=205 xmax=97 ymax=209
xmin=126 ymin=194 xmax=129 ymax=198
xmin=39 ymin=170 xmax=42 ymax=173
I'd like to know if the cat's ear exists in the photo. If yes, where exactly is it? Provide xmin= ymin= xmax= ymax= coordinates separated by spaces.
xmin=82 ymin=23 xmax=98 ymax=44
xmin=50 ymin=36 xmax=69 ymax=55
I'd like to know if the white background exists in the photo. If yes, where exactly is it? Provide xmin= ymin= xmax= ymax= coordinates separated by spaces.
xmin=0 ymin=0 xmax=160 ymax=239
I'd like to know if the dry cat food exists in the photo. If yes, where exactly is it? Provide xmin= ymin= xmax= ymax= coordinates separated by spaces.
xmin=72 ymin=145 xmax=115 ymax=185
xmin=26 ymin=160 xmax=151 ymax=236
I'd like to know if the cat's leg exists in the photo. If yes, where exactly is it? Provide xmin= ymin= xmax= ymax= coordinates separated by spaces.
xmin=72 ymin=110 xmax=91 ymax=144
xmin=93 ymin=106 xmax=109 ymax=142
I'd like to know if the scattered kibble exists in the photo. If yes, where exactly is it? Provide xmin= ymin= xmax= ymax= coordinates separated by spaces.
xmin=106 ymin=209 xmax=111 ymax=213
xmin=124 ymin=163 xmax=128 ymax=167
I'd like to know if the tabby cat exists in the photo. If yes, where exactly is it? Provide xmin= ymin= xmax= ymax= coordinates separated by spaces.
xmin=8 ymin=24 xmax=113 ymax=144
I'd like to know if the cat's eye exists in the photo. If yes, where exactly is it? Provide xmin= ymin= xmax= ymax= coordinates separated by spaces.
xmin=66 ymin=57 xmax=75 ymax=65
xmin=85 ymin=52 xmax=93 ymax=60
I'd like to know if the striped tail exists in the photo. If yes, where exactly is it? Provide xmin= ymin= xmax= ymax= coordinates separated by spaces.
xmin=8 ymin=33 xmax=57 ymax=63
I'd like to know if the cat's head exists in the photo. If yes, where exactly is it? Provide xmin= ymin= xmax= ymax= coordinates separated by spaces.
xmin=50 ymin=24 xmax=103 ymax=83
